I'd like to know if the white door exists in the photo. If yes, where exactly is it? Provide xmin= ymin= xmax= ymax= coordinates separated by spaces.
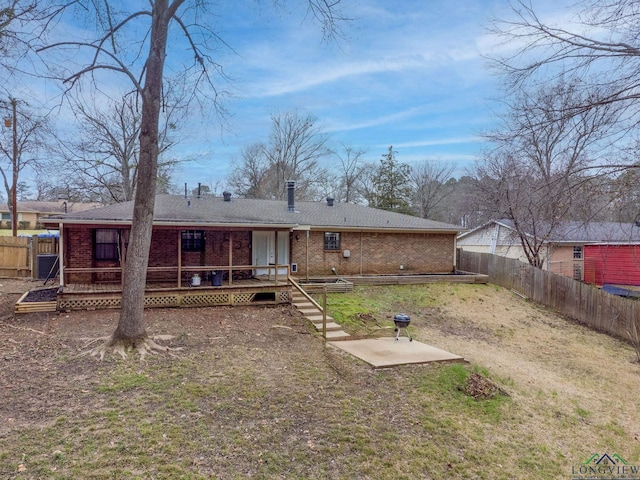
xmin=253 ymin=231 xmax=289 ymax=276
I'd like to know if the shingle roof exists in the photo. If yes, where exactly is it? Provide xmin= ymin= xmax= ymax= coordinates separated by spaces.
xmin=44 ymin=194 xmax=462 ymax=233
xmin=548 ymin=221 xmax=640 ymax=243
xmin=459 ymin=219 xmax=640 ymax=243
xmin=0 ymin=201 xmax=102 ymax=214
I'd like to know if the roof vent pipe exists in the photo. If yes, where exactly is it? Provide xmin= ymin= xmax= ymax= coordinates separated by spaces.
xmin=197 ymin=183 xmax=201 ymax=199
xmin=223 ymin=191 xmax=232 ymax=202
xmin=287 ymin=180 xmax=296 ymax=212
xmin=326 ymin=197 xmax=334 ymax=207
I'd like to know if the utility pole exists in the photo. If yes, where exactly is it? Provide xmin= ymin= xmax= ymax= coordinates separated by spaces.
xmin=10 ymin=98 xmax=17 ymax=237
xmin=3 ymin=98 xmax=18 ymax=236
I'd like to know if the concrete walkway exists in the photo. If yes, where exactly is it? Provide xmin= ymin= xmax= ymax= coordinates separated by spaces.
xmin=328 ymin=337 xmax=465 ymax=368
xmin=291 ymin=287 xmax=464 ymax=368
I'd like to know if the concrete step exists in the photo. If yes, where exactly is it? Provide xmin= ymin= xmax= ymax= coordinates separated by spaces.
xmin=305 ymin=314 xmax=334 ymax=323
xmin=298 ymin=308 xmax=323 ymax=316
xmin=292 ymin=301 xmax=315 ymax=309
xmin=311 ymin=321 xmax=343 ymax=332
xmin=324 ymin=330 xmax=351 ymax=340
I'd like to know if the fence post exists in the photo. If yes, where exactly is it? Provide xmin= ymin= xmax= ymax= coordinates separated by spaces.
xmin=31 ymin=235 xmax=38 ymax=279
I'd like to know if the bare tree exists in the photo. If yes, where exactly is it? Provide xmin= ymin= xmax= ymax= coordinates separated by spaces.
xmin=0 ymin=99 xmax=51 ymax=233
xmin=331 ymin=143 xmax=366 ymax=203
xmin=477 ymin=80 xmax=618 ymax=268
xmin=58 ymin=91 xmax=182 ymax=203
xmin=410 ymin=159 xmax=455 ymax=220
xmin=0 ymin=1 xmax=53 ymax=74
xmin=264 ymin=111 xmax=330 ymax=200
xmin=228 ymin=111 xmax=331 ymax=200
xmin=37 ymin=1 xmax=347 ymax=357
xmin=227 ymin=142 xmax=270 ymax=198
xmin=490 ymin=0 xmax=640 ymax=152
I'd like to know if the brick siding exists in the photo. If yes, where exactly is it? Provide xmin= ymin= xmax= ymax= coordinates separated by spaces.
xmin=290 ymin=230 xmax=455 ymax=276
xmin=64 ymin=227 xmax=252 ymax=284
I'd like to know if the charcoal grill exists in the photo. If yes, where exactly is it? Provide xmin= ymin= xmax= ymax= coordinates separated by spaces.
xmin=393 ymin=313 xmax=412 ymax=341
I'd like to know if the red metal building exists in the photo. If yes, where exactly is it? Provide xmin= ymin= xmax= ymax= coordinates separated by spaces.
xmin=584 ymin=244 xmax=640 ymax=286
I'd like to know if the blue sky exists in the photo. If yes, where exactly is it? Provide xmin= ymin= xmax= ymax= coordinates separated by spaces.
xmin=10 ymin=0 xmax=570 ymax=194
xmin=168 ymin=0 xmax=515 ymax=190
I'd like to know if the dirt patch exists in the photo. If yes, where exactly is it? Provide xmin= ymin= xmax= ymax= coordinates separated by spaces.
xmin=19 ymin=287 xmax=57 ymax=303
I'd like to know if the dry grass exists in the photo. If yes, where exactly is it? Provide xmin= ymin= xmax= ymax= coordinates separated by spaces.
xmin=1 ymin=281 xmax=639 ymax=479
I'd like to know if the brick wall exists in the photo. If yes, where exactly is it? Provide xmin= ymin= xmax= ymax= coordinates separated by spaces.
xmin=147 ymin=229 xmax=253 ymax=282
xmin=64 ymin=225 xmax=454 ymax=283
xmin=291 ymin=230 xmax=455 ymax=276
xmin=64 ymin=226 xmax=93 ymax=283
xmin=64 ymin=226 xmax=253 ymax=284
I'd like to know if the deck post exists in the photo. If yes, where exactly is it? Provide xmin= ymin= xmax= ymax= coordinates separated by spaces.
xmin=177 ymin=230 xmax=182 ymax=288
xmin=274 ymin=230 xmax=278 ymax=286
xmin=58 ymin=223 xmax=65 ymax=287
xmin=228 ymin=231 xmax=233 ymax=286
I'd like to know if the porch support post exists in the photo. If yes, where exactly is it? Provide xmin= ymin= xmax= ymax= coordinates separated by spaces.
xmin=228 ymin=231 xmax=233 ymax=286
xmin=58 ymin=222 xmax=65 ymax=287
xmin=305 ymin=230 xmax=309 ymax=282
xmin=274 ymin=230 xmax=279 ymax=285
xmin=177 ymin=230 xmax=182 ymax=288
xmin=120 ymin=230 xmax=127 ymax=287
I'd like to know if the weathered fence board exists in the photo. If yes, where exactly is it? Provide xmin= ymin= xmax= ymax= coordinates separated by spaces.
xmin=458 ymin=250 xmax=638 ymax=342
xmin=0 ymin=235 xmax=59 ymax=278
xmin=0 ymin=237 xmax=30 ymax=277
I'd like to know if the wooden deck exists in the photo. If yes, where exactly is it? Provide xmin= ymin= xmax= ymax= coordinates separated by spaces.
xmin=56 ymin=277 xmax=292 ymax=311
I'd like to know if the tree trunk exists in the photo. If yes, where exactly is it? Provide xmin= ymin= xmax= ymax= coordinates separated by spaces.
xmin=111 ymin=0 xmax=177 ymax=346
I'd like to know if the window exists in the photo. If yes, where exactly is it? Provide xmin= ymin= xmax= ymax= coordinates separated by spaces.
xmin=1 ymin=213 xmax=10 ymax=220
xmin=573 ymin=265 xmax=583 ymax=281
xmin=324 ymin=232 xmax=340 ymax=250
xmin=182 ymin=230 xmax=205 ymax=252
xmin=95 ymin=229 xmax=120 ymax=260
xmin=573 ymin=246 xmax=583 ymax=259
xmin=94 ymin=229 xmax=129 ymax=261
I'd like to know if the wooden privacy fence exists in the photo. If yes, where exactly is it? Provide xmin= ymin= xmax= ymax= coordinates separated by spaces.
xmin=0 ymin=235 xmax=59 ymax=278
xmin=458 ymin=250 xmax=639 ymax=342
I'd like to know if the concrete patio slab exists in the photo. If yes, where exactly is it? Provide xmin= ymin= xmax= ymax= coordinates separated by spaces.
xmin=328 ymin=337 xmax=465 ymax=368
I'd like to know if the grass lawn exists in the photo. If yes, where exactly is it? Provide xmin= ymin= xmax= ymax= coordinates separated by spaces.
xmin=1 ymin=282 xmax=639 ymax=479
xmin=0 ymin=229 xmax=52 ymax=236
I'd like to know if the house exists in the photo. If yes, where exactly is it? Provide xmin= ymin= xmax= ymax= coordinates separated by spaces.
xmin=0 ymin=200 xmax=101 ymax=230
xmin=40 ymin=186 xmax=464 ymax=310
xmin=457 ymin=219 xmax=640 ymax=283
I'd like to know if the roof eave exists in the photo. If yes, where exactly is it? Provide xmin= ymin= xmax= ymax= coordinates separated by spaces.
xmin=41 ymin=218 xmax=299 ymax=229
xmin=309 ymin=225 xmax=462 ymax=234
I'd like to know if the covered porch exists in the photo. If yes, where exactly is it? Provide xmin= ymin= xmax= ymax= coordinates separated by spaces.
xmin=54 ymin=224 xmax=294 ymax=311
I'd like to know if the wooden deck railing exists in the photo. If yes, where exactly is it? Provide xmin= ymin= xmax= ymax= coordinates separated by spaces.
xmin=62 ymin=263 xmax=291 ymax=287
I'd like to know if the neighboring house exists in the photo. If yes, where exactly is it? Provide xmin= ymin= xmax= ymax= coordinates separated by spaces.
xmin=457 ymin=219 xmax=640 ymax=284
xmin=41 ymin=188 xmax=463 ymax=291
xmin=0 ymin=200 xmax=101 ymax=230
xmin=457 ymin=220 xmax=532 ymax=263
